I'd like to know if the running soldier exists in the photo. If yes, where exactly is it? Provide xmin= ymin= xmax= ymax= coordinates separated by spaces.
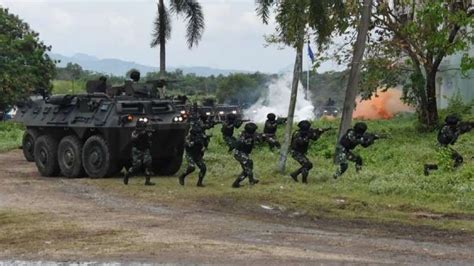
xmin=232 ymin=123 xmax=261 ymax=188
xmin=123 ymin=117 xmax=155 ymax=186
xmin=424 ymin=114 xmax=473 ymax=175
xmin=178 ymin=126 xmax=208 ymax=187
xmin=333 ymin=122 xmax=382 ymax=178
xmin=290 ymin=120 xmax=331 ymax=183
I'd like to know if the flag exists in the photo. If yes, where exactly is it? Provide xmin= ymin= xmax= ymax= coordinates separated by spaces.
xmin=307 ymin=42 xmax=315 ymax=63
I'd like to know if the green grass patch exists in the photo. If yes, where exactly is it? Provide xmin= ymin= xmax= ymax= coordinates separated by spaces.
xmin=88 ymin=114 xmax=474 ymax=232
xmin=0 ymin=122 xmax=23 ymax=152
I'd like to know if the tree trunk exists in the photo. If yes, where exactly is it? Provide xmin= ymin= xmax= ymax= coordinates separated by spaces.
xmin=159 ymin=0 xmax=166 ymax=77
xmin=421 ymin=70 xmax=439 ymax=127
xmin=335 ymin=0 xmax=371 ymax=159
xmin=278 ymin=43 xmax=303 ymax=173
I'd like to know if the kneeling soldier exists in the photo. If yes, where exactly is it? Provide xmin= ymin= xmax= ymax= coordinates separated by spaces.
xmin=290 ymin=120 xmax=331 ymax=183
xmin=232 ymin=123 xmax=260 ymax=188
xmin=262 ymin=113 xmax=286 ymax=150
xmin=424 ymin=114 xmax=472 ymax=175
xmin=333 ymin=122 xmax=380 ymax=178
xmin=178 ymin=126 xmax=207 ymax=187
xmin=124 ymin=117 xmax=155 ymax=186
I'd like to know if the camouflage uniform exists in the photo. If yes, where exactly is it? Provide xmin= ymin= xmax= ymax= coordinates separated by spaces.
xmin=178 ymin=127 xmax=207 ymax=187
xmin=289 ymin=126 xmax=325 ymax=183
xmin=262 ymin=118 xmax=284 ymax=150
xmin=424 ymin=117 xmax=469 ymax=175
xmin=124 ymin=126 xmax=154 ymax=185
xmin=232 ymin=124 xmax=259 ymax=188
xmin=334 ymin=127 xmax=376 ymax=178
xmin=221 ymin=119 xmax=242 ymax=152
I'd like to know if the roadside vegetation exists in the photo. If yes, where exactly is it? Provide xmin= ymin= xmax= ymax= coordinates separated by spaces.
xmin=0 ymin=122 xmax=23 ymax=152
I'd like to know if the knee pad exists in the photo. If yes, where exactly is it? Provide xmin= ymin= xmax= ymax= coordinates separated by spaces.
xmin=355 ymin=156 xmax=363 ymax=166
xmin=306 ymin=162 xmax=313 ymax=170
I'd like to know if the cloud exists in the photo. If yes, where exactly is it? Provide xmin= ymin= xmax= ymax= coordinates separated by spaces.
xmin=0 ymin=0 xmax=341 ymax=73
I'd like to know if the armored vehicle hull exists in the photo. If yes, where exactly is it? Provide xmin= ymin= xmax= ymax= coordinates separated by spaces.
xmin=15 ymin=94 xmax=188 ymax=178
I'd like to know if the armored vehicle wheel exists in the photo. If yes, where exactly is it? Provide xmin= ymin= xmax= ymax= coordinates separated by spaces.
xmin=34 ymin=135 xmax=60 ymax=177
xmin=155 ymin=155 xmax=183 ymax=176
xmin=22 ymin=129 xmax=39 ymax=162
xmin=58 ymin=136 xmax=84 ymax=178
xmin=82 ymin=135 xmax=115 ymax=178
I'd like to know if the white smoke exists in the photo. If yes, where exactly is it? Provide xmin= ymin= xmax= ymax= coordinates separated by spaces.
xmin=245 ymin=73 xmax=315 ymax=123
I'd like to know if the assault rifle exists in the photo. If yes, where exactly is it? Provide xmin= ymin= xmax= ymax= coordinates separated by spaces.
xmin=459 ymin=121 xmax=474 ymax=134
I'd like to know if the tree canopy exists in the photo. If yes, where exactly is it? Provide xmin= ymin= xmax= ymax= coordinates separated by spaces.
xmin=0 ymin=7 xmax=56 ymax=109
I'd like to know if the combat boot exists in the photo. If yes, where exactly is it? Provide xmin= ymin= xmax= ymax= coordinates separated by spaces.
xmin=197 ymin=176 xmax=205 ymax=187
xmin=355 ymin=164 xmax=362 ymax=173
xmin=144 ymin=176 xmax=155 ymax=186
xmin=232 ymin=176 xmax=243 ymax=188
xmin=123 ymin=171 xmax=130 ymax=185
xmin=302 ymin=175 xmax=308 ymax=184
xmin=178 ymin=174 xmax=186 ymax=186
xmin=290 ymin=170 xmax=299 ymax=182
xmin=249 ymin=175 xmax=259 ymax=185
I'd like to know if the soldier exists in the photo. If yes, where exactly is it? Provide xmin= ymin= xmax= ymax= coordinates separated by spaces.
xmin=424 ymin=114 xmax=472 ymax=176
xmin=262 ymin=113 xmax=286 ymax=150
xmin=333 ymin=122 xmax=380 ymax=178
xmin=232 ymin=123 xmax=260 ymax=188
xmin=123 ymin=117 xmax=155 ymax=186
xmin=178 ymin=126 xmax=207 ymax=187
xmin=130 ymin=70 xmax=140 ymax=82
xmin=221 ymin=113 xmax=243 ymax=152
xmin=289 ymin=120 xmax=331 ymax=183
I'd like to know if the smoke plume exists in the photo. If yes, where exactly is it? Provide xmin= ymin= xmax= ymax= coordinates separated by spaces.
xmin=245 ymin=73 xmax=315 ymax=123
xmin=353 ymin=89 xmax=413 ymax=120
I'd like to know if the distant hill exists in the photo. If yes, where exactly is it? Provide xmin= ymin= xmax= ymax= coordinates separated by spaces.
xmin=49 ymin=53 xmax=249 ymax=77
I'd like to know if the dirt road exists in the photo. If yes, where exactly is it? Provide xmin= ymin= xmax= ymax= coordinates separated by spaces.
xmin=0 ymin=150 xmax=473 ymax=264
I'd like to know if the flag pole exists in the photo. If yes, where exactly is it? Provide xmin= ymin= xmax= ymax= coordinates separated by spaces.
xmin=306 ymin=41 xmax=310 ymax=100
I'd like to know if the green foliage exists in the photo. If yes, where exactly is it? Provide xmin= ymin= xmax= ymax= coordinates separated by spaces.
xmin=257 ymin=0 xmax=345 ymax=48
xmin=216 ymin=73 xmax=269 ymax=105
xmin=444 ymin=90 xmax=474 ymax=117
xmin=0 ymin=122 xmax=23 ymax=152
xmin=0 ymin=8 xmax=56 ymax=109
xmin=355 ymin=0 xmax=473 ymax=126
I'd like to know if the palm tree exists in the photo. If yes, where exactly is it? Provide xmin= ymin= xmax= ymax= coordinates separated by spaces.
xmin=151 ymin=0 xmax=205 ymax=76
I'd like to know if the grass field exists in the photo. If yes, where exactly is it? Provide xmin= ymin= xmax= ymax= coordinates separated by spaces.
xmin=2 ymin=115 xmax=473 ymax=232
xmin=0 ymin=122 xmax=23 ymax=152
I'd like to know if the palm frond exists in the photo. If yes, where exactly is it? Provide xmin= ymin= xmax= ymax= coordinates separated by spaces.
xmin=151 ymin=2 xmax=172 ymax=47
xmin=255 ymin=0 xmax=276 ymax=24
xmin=180 ymin=0 xmax=205 ymax=49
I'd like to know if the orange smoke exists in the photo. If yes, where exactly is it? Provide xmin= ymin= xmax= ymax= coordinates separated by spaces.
xmin=353 ymin=89 xmax=413 ymax=120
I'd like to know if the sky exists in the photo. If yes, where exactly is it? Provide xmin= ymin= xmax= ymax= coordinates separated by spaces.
xmin=0 ymin=0 xmax=343 ymax=73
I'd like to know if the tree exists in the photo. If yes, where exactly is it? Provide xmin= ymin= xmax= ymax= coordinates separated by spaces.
xmin=0 ymin=7 xmax=55 ymax=109
xmin=150 ymin=0 xmax=205 ymax=76
xmin=255 ymin=0 xmax=345 ymax=172
xmin=337 ymin=0 xmax=372 ymax=145
xmin=65 ymin=63 xmax=83 ymax=93
xmin=361 ymin=0 xmax=473 ymax=128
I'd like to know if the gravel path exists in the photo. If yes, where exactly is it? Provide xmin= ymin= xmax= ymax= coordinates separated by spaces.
xmin=0 ymin=150 xmax=473 ymax=264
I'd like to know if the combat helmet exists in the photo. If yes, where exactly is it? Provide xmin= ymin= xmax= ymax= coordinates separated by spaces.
xmin=297 ymin=120 xmax=311 ymax=131
xmin=354 ymin=122 xmax=367 ymax=135
xmin=445 ymin=114 xmax=460 ymax=126
xmin=130 ymin=70 xmax=140 ymax=82
xmin=244 ymin=123 xmax=258 ymax=134
xmin=267 ymin=113 xmax=276 ymax=121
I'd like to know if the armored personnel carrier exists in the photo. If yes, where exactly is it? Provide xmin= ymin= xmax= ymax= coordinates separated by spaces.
xmin=15 ymin=81 xmax=188 ymax=178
